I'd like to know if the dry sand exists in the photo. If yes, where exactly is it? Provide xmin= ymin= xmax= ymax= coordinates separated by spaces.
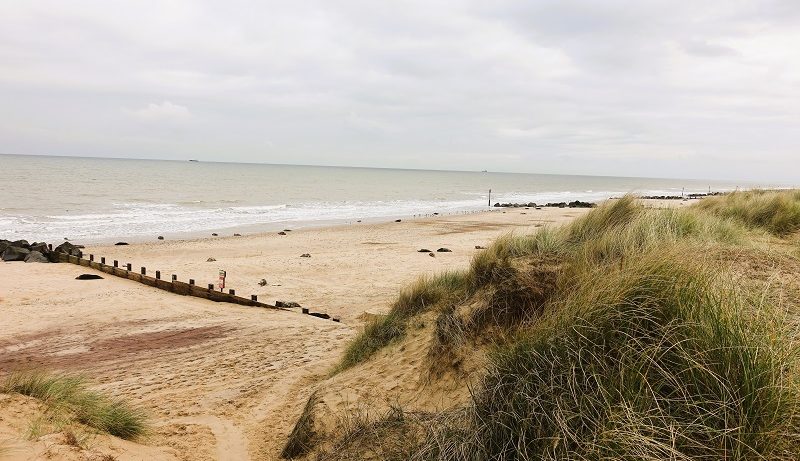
xmin=0 ymin=206 xmax=624 ymax=460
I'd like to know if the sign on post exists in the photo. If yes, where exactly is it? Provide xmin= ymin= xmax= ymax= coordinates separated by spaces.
xmin=218 ymin=270 xmax=226 ymax=290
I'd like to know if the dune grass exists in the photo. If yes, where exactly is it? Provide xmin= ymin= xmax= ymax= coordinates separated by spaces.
xmin=697 ymin=189 xmax=800 ymax=236
xmin=416 ymin=253 xmax=800 ymax=460
xmin=1 ymin=370 xmax=147 ymax=440
xmin=281 ymin=392 xmax=318 ymax=459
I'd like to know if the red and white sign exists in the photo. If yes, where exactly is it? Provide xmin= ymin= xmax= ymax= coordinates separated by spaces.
xmin=218 ymin=269 xmax=226 ymax=290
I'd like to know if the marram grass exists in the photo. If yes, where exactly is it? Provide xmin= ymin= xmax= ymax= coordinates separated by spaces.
xmin=1 ymin=370 xmax=147 ymax=440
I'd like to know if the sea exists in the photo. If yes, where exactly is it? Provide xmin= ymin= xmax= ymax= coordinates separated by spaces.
xmin=0 ymin=154 xmax=783 ymax=244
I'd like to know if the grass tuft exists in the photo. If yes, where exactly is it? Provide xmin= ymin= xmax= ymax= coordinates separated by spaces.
xmin=697 ymin=189 xmax=800 ymax=236
xmin=2 ymin=370 xmax=147 ymax=440
xmin=281 ymin=392 xmax=318 ymax=459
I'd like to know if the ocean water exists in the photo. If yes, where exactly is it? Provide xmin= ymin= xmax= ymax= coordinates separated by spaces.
xmin=0 ymin=154 xmax=776 ymax=243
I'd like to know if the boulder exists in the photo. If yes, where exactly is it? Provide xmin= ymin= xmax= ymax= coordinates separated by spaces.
xmin=437 ymin=248 xmax=452 ymax=252
xmin=11 ymin=240 xmax=30 ymax=249
xmin=76 ymin=274 xmax=103 ymax=280
xmin=2 ymin=246 xmax=30 ymax=261
xmin=395 ymin=219 xmax=402 ymax=222
xmin=0 ymin=240 xmax=10 ymax=253
xmin=53 ymin=242 xmax=82 ymax=260
xmin=29 ymin=242 xmax=49 ymax=254
xmin=24 ymin=251 xmax=49 ymax=263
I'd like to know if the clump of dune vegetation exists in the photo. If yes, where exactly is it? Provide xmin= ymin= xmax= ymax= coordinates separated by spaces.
xmin=1 ymin=370 xmax=147 ymax=440
xmin=307 ymin=191 xmax=800 ymax=460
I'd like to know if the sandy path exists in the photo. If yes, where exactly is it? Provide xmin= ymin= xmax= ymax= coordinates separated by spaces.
xmin=0 ymin=208 xmax=591 ymax=459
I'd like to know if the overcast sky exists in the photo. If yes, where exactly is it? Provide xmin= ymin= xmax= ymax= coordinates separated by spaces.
xmin=1 ymin=1 xmax=799 ymax=181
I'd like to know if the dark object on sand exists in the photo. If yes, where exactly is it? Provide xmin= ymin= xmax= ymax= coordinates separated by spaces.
xmin=24 ymin=251 xmax=49 ymax=263
xmin=52 ymin=242 xmax=82 ymax=260
xmin=258 ymin=279 xmax=267 ymax=286
xmin=418 ymin=249 xmax=432 ymax=253
xmin=475 ymin=245 xmax=487 ymax=250
xmin=284 ymin=229 xmax=292 ymax=232
xmin=395 ymin=219 xmax=402 ymax=222
xmin=2 ymin=246 xmax=30 ymax=261
xmin=212 ymin=233 xmax=218 ymax=236
xmin=233 ymin=233 xmax=242 ymax=236
xmin=115 ymin=242 xmax=129 ymax=246
xmin=76 ymin=274 xmax=103 ymax=280
xmin=429 ymin=252 xmax=435 ymax=257
xmin=276 ymin=301 xmax=302 ymax=308
xmin=300 ymin=253 xmax=311 ymax=258
xmin=437 ymin=248 xmax=452 ymax=252
xmin=278 ymin=231 xmax=287 ymax=235
xmin=309 ymin=312 xmax=331 ymax=320
xmin=158 ymin=236 xmax=164 ymax=240
xmin=207 ymin=257 xmax=216 ymax=262
xmin=357 ymin=220 xmax=362 ymax=222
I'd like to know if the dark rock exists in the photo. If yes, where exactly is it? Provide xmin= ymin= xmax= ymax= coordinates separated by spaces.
xmin=76 ymin=274 xmax=103 ymax=280
xmin=395 ymin=219 xmax=402 ymax=222
xmin=429 ymin=252 xmax=435 ymax=257
xmin=309 ymin=312 xmax=331 ymax=320
xmin=53 ymin=242 xmax=82 ymax=260
xmin=11 ymin=240 xmax=30 ymax=249
xmin=258 ymin=279 xmax=267 ymax=286
xmin=0 ymin=240 xmax=9 ymax=254
xmin=356 ymin=220 xmax=362 ymax=223
xmin=158 ymin=236 xmax=164 ymax=240
xmin=567 ymin=200 xmax=596 ymax=208
xmin=2 ymin=246 xmax=30 ymax=261
xmin=300 ymin=253 xmax=311 ymax=258
xmin=418 ymin=249 xmax=432 ymax=253
xmin=212 ymin=233 xmax=218 ymax=236
xmin=233 ymin=233 xmax=242 ymax=236
xmin=436 ymin=248 xmax=452 ymax=252
xmin=115 ymin=242 xmax=129 ymax=246
xmin=278 ymin=231 xmax=287 ymax=235
xmin=206 ymin=257 xmax=216 ymax=262
xmin=275 ymin=301 xmax=301 ymax=308
xmin=24 ymin=251 xmax=49 ymax=263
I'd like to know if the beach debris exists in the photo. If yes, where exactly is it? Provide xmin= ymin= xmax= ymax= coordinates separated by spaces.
xmin=284 ymin=229 xmax=292 ymax=232
xmin=233 ymin=233 xmax=242 ymax=236
xmin=212 ymin=233 xmax=218 ymax=236
xmin=475 ymin=245 xmax=487 ymax=249
xmin=418 ymin=249 xmax=432 ymax=253
xmin=278 ymin=231 xmax=287 ymax=235
xmin=395 ymin=219 xmax=402 ymax=222
xmin=2 ymin=246 xmax=30 ymax=261
xmin=357 ymin=220 xmax=362 ymax=222
xmin=115 ymin=242 xmax=129 ymax=246
xmin=206 ymin=257 xmax=216 ymax=262
xmin=429 ymin=252 xmax=435 ymax=257
xmin=158 ymin=236 xmax=164 ymax=240
xmin=300 ymin=253 xmax=311 ymax=258
xmin=24 ymin=251 xmax=49 ymax=263
xmin=276 ymin=300 xmax=302 ymax=308
xmin=75 ymin=274 xmax=103 ymax=280
xmin=258 ymin=278 xmax=267 ymax=286
xmin=437 ymin=248 xmax=452 ymax=252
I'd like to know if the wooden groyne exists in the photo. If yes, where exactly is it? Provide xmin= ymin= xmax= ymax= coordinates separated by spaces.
xmin=58 ymin=252 xmax=340 ymax=321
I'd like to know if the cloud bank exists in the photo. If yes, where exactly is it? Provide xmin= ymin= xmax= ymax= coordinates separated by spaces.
xmin=0 ymin=1 xmax=798 ymax=181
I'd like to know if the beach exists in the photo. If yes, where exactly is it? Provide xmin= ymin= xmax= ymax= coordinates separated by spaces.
xmin=0 ymin=206 xmax=597 ymax=460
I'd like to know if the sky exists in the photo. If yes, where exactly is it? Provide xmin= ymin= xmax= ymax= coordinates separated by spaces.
xmin=1 ymin=1 xmax=799 ymax=182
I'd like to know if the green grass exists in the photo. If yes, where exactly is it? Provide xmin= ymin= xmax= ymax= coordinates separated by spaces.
xmin=417 ymin=252 xmax=800 ymax=460
xmin=281 ymin=392 xmax=318 ymax=459
xmin=697 ymin=189 xmax=800 ymax=236
xmin=2 ymin=370 xmax=147 ymax=440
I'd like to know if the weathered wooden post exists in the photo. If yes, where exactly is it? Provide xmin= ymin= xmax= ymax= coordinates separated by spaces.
xmin=89 ymin=254 xmax=94 ymax=261
xmin=302 ymin=308 xmax=309 ymax=314
xmin=141 ymin=267 xmax=146 ymax=275
xmin=251 ymin=295 xmax=257 ymax=302
xmin=126 ymin=263 xmax=132 ymax=271
xmin=101 ymin=257 xmax=106 ymax=264
xmin=208 ymin=283 xmax=214 ymax=290
xmin=113 ymin=260 xmax=118 ymax=268
xmin=48 ymin=244 xmax=53 ymax=251
xmin=172 ymin=274 xmax=177 ymax=281
xmin=189 ymin=279 xmax=195 ymax=285
xmin=155 ymin=270 xmax=161 ymax=280
xmin=229 ymin=289 xmax=235 ymax=295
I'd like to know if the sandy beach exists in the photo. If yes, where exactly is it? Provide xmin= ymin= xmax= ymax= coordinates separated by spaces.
xmin=0 ymin=206 xmax=597 ymax=460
